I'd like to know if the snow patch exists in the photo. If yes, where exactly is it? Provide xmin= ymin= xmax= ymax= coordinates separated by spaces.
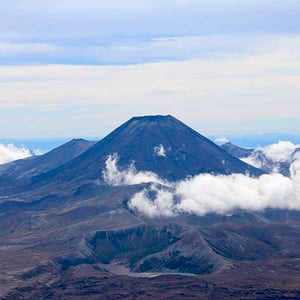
xmin=154 ymin=144 xmax=166 ymax=157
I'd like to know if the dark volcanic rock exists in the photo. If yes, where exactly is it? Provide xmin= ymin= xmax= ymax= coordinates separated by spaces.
xmin=221 ymin=142 xmax=254 ymax=159
xmin=33 ymin=115 xmax=264 ymax=185
xmin=89 ymin=225 xmax=180 ymax=265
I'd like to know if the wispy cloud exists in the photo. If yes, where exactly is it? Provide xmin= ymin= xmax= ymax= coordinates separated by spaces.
xmin=0 ymin=34 xmax=300 ymax=65
xmin=102 ymin=153 xmax=166 ymax=186
xmin=2 ymin=1 xmax=300 ymax=44
xmin=0 ymin=0 xmax=300 ymax=65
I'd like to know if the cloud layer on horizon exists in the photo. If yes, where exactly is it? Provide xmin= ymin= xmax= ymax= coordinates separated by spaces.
xmin=1 ymin=38 xmax=300 ymax=138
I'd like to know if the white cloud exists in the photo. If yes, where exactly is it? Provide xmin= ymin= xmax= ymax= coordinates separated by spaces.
xmin=0 ymin=143 xmax=32 ymax=165
xmin=102 ymin=153 xmax=167 ymax=186
xmin=263 ymin=141 xmax=298 ymax=163
xmin=175 ymin=172 xmax=293 ymax=215
xmin=241 ymin=141 xmax=300 ymax=173
xmin=32 ymin=149 xmax=44 ymax=156
xmin=102 ymin=151 xmax=300 ymax=217
xmin=215 ymin=137 xmax=229 ymax=144
xmin=2 ymin=1 xmax=300 ymax=48
xmin=241 ymin=155 xmax=263 ymax=169
xmin=129 ymin=184 xmax=175 ymax=218
xmin=1 ymin=35 xmax=300 ymax=138
xmin=154 ymin=144 xmax=166 ymax=157
xmin=290 ymin=151 xmax=300 ymax=198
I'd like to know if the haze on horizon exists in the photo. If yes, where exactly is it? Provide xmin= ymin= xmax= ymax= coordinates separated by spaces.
xmin=0 ymin=1 xmax=300 ymax=139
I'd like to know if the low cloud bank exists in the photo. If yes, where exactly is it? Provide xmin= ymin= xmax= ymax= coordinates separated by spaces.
xmin=103 ymin=151 xmax=300 ymax=217
xmin=129 ymin=172 xmax=298 ymax=217
xmin=0 ymin=143 xmax=33 ymax=165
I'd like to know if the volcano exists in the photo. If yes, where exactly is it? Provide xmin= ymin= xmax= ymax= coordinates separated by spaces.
xmin=33 ymin=115 xmax=263 ymax=186
xmin=3 ymin=116 xmax=300 ymax=300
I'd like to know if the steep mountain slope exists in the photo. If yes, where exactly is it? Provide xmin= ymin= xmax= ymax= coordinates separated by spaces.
xmin=0 ymin=139 xmax=96 ymax=183
xmin=33 ymin=115 xmax=264 ymax=186
xmin=220 ymin=142 xmax=254 ymax=158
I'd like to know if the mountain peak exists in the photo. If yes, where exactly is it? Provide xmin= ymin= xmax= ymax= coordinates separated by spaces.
xmin=33 ymin=115 xmax=264 ymax=185
xmin=125 ymin=114 xmax=181 ymax=129
xmin=221 ymin=142 xmax=254 ymax=159
xmin=130 ymin=114 xmax=175 ymax=121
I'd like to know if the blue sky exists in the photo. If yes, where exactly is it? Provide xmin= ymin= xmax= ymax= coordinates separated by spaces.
xmin=0 ymin=0 xmax=300 ymax=140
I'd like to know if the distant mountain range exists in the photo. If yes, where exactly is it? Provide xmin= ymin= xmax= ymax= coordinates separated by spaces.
xmin=221 ymin=141 xmax=298 ymax=176
xmin=0 ymin=138 xmax=95 ymax=189
xmin=220 ymin=142 xmax=254 ymax=159
xmin=1 ymin=115 xmax=300 ymax=299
